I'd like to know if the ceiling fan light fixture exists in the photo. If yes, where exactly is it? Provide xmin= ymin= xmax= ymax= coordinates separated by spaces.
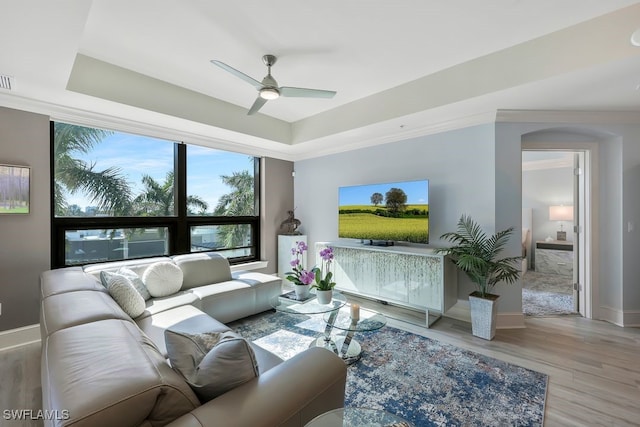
xmin=631 ymin=28 xmax=640 ymax=46
xmin=259 ymin=87 xmax=280 ymax=100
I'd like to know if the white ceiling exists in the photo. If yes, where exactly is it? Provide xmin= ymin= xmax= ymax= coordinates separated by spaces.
xmin=2 ymin=0 xmax=640 ymax=160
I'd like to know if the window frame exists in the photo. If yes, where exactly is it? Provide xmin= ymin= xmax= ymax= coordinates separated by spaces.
xmin=50 ymin=123 xmax=261 ymax=268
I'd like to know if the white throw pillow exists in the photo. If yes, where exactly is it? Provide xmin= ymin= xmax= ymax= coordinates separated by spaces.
xmin=142 ymin=261 xmax=183 ymax=297
xmin=105 ymin=274 xmax=146 ymax=318
xmin=164 ymin=329 xmax=259 ymax=402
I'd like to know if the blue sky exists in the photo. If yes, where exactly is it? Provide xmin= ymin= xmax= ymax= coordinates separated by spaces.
xmin=63 ymin=131 xmax=254 ymax=212
xmin=339 ymin=179 xmax=429 ymax=206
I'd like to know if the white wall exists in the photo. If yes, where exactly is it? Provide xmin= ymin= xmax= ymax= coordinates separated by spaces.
xmin=294 ymin=124 xmax=496 ymax=305
xmin=522 ymin=153 xmax=575 ymax=268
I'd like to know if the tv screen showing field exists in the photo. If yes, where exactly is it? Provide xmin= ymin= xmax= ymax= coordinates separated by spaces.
xmin=338 ymin=179 xmax=429 ymax=244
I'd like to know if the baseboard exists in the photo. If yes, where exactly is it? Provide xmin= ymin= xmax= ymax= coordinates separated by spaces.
xmin=497 ymin=312 xmax=526 ymax=329
xmin=621 ymin=310 xmax=640 ymax=327
xmin=599 ymin=305 xmax=625 ymax=327
xmin=0 ymin=324 xmax=40 ymax=351
xmin=444 ymin=300 xmax=525 ymax=329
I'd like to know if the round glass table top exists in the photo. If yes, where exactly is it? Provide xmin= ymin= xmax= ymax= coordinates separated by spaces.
xmin=323 ymin=307 xmax=387 ymax=332
xmin=305 ymin=407 xmax=412 ymax=427
xmin=270 ymin=289 xmax=347 ymax=315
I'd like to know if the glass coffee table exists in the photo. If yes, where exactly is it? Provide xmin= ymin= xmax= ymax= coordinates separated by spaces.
xmin=305 ymin=407 xmax=412 ymax=427
xmin=270 ymin=289 xmax=347 ymax=315
xmin=312 ymin=305 xmax=387 ymax=364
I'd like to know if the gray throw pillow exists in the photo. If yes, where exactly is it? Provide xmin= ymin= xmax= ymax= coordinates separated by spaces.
xmin=117 ymin=267 xmax=151 ymax=300
xmin=104 ymin=274 xmax=146 ymax=318
xmin=164 ymin=329 xmax=259 ymax=402
xmin=100 ymin=269 xmax=151 ymax=301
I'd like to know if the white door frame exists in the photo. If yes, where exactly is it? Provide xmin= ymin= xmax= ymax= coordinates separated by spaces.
xmin=521 ymin=141 xmax=599 ymax=319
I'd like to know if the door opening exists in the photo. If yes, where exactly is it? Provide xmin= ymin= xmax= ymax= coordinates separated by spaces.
xmin=521 ymin=149 xmax=589 ymax=318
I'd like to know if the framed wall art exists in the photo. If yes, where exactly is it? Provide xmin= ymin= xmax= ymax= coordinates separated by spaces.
xmin=0 ymin=164 xmax=30 ymax=214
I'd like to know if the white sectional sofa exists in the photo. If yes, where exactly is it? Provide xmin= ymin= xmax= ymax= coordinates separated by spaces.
xmin=40 ymin=253 xmax=347 ymax=427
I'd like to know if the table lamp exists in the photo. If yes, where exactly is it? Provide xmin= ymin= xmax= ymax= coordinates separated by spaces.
xmin=549 ymin=205 xmax=573 ymax=241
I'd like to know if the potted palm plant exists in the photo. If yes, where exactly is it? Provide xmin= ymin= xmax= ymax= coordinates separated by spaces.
xmin=436 ymin=214 xmax=521 ymax=340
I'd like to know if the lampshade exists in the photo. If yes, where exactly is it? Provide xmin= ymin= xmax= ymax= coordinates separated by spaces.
xmin=259 ymin=87 xmax=280 ymax=100
xmin=549 ymin=205 xmax=573 ymax=221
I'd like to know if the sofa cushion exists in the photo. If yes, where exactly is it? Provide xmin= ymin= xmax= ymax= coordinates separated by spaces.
xmin=137 ymin=291 xmax=201 ymax=320
xmin=105 ymin=273 xmax=146 ymax=318
xmin=40 ymin=290 xmax=133 ymax=337
xmin=40 ymin=268 xmax=107 ymax=299
xmin=136 ymin=305 xmax=231 ymax=357
xmin=165 ymin=329 xmax=259 ymax=402
xmin=42 ymin=319 xmax=200 ymax=426
xmin=100 ymin=268 xmax=151 ymax=300
xmin=143 ymin=261 xmax=184 ymax=297
xmin=83 ymin=256 xmax=173 ymax=279
xmin=173 ymin=253 xmax=232 ymax=290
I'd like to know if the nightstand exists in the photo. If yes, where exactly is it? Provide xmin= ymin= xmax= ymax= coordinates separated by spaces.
xmin=535 ymin=240 xmax=574 ymax=277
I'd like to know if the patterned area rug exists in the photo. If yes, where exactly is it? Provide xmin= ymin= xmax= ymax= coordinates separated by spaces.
xmin=229 ymin=311 xmax=547 ymax=426
xmin=522 ymin=271 xmax=577 ymax=316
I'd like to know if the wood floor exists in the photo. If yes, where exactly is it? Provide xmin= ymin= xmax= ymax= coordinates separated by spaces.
xmin=363 ymin=297 xmax=640 ymax=427
xmin=2 ymin=308 xmax=639 ymax=427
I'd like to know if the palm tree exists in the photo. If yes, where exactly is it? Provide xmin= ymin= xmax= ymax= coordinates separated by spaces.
xmin=214 ymin=170 xmax=255 ymax=248
xmin=53 ymin=123 xmax=132 ymax=216
xmin=134 ymin=171 xmax=208 ymax=216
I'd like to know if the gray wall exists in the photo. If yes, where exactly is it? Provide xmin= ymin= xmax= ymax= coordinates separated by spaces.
xmin=294 ymin=124 xmax=498 ymax=306
xmin=261 ymin=157 xmax=295 ymax=274
xmin=0 ymin=107 xmax=50 ymax=331
xmin=295 ymin=120 xmax=640 ymax=325
xmin=0 ymin=106 xmax=292 ymax=332
xmin=499 ymin=122 xmax=640 ymax=326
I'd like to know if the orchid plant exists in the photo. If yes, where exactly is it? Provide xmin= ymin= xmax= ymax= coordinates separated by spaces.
xmin=285 ymin=242 xmax=337 ymax=291
xmin=312 ymin=247 xmax=336 ymax=291
xmin=286 ymin=241 xmax=315 ymax=286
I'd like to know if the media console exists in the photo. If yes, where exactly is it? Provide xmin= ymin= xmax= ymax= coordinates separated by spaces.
xmin=316 ymin=242 xmax=457 ymax=327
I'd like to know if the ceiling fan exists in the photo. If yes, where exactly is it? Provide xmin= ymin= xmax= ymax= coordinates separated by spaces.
xmin=210 ymin=54 xmax=336 ymax=115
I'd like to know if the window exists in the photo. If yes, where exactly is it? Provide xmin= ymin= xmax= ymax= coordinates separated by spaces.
xmin=51 ymin=122 xmax=260 ymax=267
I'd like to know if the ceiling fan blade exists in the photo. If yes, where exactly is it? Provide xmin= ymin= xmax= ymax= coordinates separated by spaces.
xmin=247 ymin=96 xmax=268 ymax=115
xmin=280 ymin=87 xmax=336 ymax=99
xmin=210 ymin=60 xmax=263 ymax=90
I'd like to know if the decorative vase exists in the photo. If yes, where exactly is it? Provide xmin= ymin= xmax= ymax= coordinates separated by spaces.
xmin=294 ymin=284 xmax=310 ymax=300
xmin=316 ymin=289 xmax=333 ymax=304
xmin=468 ymin=291 xmax=499 ymax=340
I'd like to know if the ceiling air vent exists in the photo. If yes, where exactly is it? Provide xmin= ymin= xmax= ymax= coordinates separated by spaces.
xmin=0 ymin=75 xmax=15 ymax=91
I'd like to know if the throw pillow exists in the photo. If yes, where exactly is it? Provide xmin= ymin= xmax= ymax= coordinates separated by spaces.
xmin=105 ymin=274 xmax=146 ymax=318
xmin=100 ymin=269 xmax=152 ymax=301
xmin=117 ymin=267 xmax=151 ymax=300
xmin=164 ymin=329 xmax=259 ymax=402
xmin=142 ymin=262 xmax=183 ymax=298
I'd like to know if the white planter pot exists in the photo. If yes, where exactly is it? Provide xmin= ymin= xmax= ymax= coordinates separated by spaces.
xmin=294 ymin=284 xmax=310 ymax=300
xmin=316 ymin=289 xmax=333 ymax=304
xmin=468 ymin=292 xmax=499 ymax=340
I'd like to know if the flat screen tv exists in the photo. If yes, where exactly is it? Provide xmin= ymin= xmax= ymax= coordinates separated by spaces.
xmin=338 ymin=179 xmax=429 ymax=245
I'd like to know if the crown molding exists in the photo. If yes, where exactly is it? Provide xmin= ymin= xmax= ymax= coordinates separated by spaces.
xmin=496 ymin=109 xmax=640 ymax=124
xmin=291 ymin=110 xmax=497 ymax=161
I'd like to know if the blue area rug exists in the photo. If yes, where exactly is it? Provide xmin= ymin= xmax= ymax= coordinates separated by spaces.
xmin=229 ymin=311 xmax=547 ymax=427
